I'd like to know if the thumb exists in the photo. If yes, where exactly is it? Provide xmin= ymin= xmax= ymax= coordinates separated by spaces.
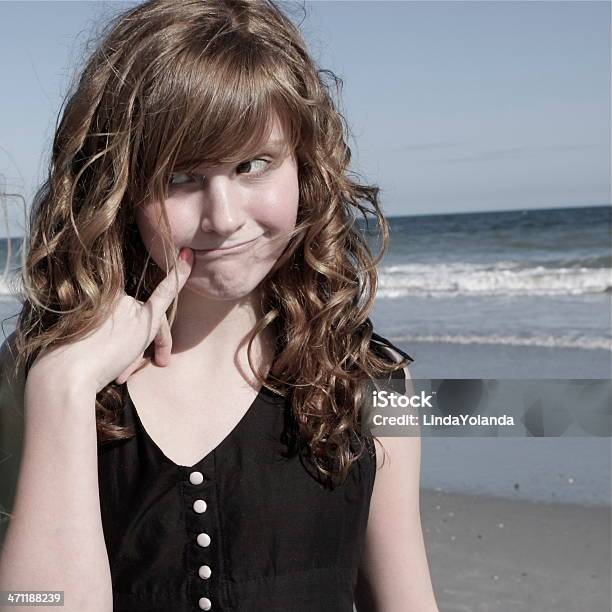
xmin=146 ymin=248 xmax=194 ymax=320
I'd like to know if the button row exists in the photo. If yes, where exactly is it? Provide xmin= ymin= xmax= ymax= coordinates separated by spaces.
xmin=191 ymin=472 xmax=212 ymax=609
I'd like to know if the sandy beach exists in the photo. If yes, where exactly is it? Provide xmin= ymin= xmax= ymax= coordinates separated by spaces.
xmin=420 ymin=489 xmax=610 ymax=612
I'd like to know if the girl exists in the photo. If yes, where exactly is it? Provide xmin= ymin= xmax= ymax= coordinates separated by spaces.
xmin=0 ymin=1 xmax=439 ymax=610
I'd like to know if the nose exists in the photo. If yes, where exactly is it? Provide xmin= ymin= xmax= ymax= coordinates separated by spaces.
xmin=199 ymin=177 xmax=247 ymax=237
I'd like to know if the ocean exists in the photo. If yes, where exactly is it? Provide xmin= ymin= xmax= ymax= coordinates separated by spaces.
xmin=368 ymin=204 xmax=611 ymax=353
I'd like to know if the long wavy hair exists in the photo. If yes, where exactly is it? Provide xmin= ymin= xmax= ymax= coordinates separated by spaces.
xmin=8 ymin=0 xmax=408 ymax=487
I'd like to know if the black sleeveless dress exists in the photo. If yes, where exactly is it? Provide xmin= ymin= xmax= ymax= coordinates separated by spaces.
xmin=97 ymin=332 xmax=412 ymax=611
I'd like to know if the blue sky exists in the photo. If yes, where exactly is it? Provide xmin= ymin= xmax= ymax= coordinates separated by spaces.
xmin=0 ymin=1 xmax=609 ymax=238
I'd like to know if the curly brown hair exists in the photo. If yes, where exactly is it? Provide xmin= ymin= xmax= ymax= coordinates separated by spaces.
xmin=8 ymin=0 xmax=408 ymax=487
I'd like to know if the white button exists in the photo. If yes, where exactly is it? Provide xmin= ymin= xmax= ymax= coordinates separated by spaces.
xmin=198 ymin=597 xmax=212 ymax=610
xmin=196 ymin=532 xmax=211 ymax=547
xmin=193 ymin=499 xmax=207 ymax=513
xmin=198 ymin=565 xmax=212 ymax=579
xmin=189 ymin=471 xmax=204 ymax=485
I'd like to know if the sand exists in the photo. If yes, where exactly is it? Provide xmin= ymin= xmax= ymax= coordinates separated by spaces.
xmin=420 ymin=489 xmax=610 ymax=612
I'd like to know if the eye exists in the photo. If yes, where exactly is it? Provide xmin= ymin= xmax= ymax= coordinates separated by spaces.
xmin=168 ymin=172 xmax=194 ymax=186
xmin=236 ymin=158 xmax=271 ymax=177
xmin=167 ymin=157 xmax=272 ymax=188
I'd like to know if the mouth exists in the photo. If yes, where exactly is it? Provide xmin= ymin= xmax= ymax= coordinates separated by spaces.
xmin=192 ymin=235 xmax=262 ymax=256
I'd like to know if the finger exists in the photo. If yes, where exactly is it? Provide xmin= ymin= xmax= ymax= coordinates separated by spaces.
xmin=153 ymin=315 xmax=173 ymax=366
xmin=115 ymin=356 xmax=149 ymax=385
xmin=115 ymin=362 xmax=138 ymax=385
xmin=146 ymin=248 xmax=194 ymax=324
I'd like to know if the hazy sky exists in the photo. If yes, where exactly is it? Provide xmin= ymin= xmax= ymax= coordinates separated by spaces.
xmin=0 ymin=1 xmax=609 ymax=238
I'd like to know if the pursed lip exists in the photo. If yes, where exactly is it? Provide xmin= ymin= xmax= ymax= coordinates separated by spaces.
xmin=193 ymin=235 xmax=262 ymax=254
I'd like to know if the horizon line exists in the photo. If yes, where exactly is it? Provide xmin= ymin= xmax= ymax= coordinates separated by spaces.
xmin=384 ymin=202 xmax=610 ymax=220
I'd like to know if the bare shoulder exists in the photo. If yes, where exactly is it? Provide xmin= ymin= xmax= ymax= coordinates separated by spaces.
xmin=372 ymin=364 xmax=418 ymax=473
xmin=369 ymin=338 xmax=417 ymax=471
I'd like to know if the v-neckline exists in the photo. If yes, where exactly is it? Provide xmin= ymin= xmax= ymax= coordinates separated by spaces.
xmin=123 ymin=379 xmax=277 ymax=470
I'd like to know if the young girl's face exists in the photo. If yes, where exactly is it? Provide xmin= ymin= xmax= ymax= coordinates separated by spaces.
xmin=136 ymin=117 xmax=300 ymax=301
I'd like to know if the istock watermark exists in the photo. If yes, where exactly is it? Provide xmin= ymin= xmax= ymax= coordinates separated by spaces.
xmin=360 ymin=379 xmax=611 ymax=438
xmin=373 ymin=389 xmax=436 ymax=409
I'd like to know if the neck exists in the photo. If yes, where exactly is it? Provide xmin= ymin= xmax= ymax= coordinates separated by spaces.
xmin=166 ymin=286 xmax=274 ymax=383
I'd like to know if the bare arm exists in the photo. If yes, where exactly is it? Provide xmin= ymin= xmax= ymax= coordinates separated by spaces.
xmin=0 ymin=349 xmax=112 ymax=611
xmin=0 ymin=250 xmax=193 ymax=612
xmin=355 ymin=363 xmax=439 ymax=612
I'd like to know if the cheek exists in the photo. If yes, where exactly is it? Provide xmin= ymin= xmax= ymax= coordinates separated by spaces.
xmin=135 ymin=203 xmax=184 ymax=260
xmin=259 ymin=200 xmax=298 ymax=231
xmin=257 ymin=173 xmax=300 ymax=231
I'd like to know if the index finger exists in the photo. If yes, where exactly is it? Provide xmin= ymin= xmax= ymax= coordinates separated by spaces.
xmin=146 ymin=248 xmax=194 ymax=319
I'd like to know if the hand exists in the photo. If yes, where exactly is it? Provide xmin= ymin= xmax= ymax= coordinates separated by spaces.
xmin=29 ymin=248 xmax=194 ymax=394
